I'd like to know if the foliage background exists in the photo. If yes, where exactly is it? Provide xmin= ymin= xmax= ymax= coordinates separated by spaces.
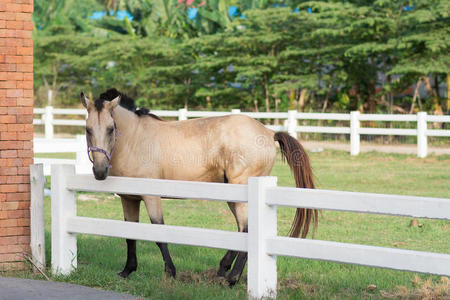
xmin=33 ymin=0 xmax=449 ymax=114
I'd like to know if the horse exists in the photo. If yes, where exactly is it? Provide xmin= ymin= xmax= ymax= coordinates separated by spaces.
xmin=80 ymin=88 xmax=317 ymax=286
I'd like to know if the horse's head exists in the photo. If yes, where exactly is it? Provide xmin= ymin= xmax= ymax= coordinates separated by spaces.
xmin=81 ymin=92 xmax=120 ymax=180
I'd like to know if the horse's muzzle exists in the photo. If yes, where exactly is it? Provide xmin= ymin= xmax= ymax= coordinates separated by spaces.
xmin=93 ymin=166 xmax=109 ymax=180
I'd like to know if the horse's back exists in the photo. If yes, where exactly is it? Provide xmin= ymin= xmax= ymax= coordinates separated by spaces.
xmin=159 ymin=114 xmax=276 ymax=182
xmin=172 ymin=114 xmax=275 ymax=152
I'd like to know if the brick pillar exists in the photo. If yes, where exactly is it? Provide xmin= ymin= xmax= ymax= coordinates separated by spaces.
xmin=0 ymin=0 xmax=34 ymax=271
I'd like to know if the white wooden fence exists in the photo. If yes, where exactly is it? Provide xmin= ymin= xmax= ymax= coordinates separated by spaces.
xmin=49 ymin=164 xmax=450 ymax=299
xmin=34 ymin=107 xmax=450 ymax=158
xmin=34 ymin=135 xmax=91 ymax=175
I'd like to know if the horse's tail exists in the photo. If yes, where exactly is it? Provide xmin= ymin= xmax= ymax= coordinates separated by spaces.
xmin=274 ymin=132 xmax=318 ymax=238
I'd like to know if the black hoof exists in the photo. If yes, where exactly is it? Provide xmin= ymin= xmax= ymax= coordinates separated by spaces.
xmin=118 ymin=267 xmax=136 ymax=278
xmin=216 ymin=269 xmax=227 ymax=278
xmin=165 ymin=265 xmax=176 ymax=278
xmin=118 ymin=270 xmax=129 ymax=278
xmin=227 ymin=276 xmax=239 ymax=287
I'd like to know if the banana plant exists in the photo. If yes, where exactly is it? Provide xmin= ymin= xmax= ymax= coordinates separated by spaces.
xmin=195 ymin=0 xmax=233 ymax=33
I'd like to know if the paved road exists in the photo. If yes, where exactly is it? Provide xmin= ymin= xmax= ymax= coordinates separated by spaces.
xmin=0 ymin=277 xmax=140 ymax=300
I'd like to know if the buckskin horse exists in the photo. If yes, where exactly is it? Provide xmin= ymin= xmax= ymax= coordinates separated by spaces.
xmin=81 ymin=88 xmax=317 ymax=286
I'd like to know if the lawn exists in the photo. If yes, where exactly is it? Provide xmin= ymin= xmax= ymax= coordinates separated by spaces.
xmin=8 ymin=150 xmax=450 ymax=299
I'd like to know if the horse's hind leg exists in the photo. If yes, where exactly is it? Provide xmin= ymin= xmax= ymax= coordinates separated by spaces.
xmin=224 ymin=164 xmax=273 ymax=286
xmin=217 ymin=250 xmax=238 ymax=277
xmin=118 ymin=195 xmax=141 ymax=278
xmin=223 ymin=201 xmax=248 ymax=286
xmin=143 ymin=196 xmax=176 ymax=278
xmin=217 ymin=201 xmax=242 ymax=277
xmin=227 ymin=249 xmax=247 ymax=287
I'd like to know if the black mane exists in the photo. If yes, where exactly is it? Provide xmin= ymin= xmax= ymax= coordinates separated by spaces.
xmin=95 ymin=88 xmax=164 ymax=121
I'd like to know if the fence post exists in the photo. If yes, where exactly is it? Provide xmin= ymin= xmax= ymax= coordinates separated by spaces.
xmin=44 ymin=106 xmax=54 ymax=139
xmin=30 ymin=164 xmax=46 ymax=271
xmin=231 ymin=109 xmax=241 ymax=114
xmin=248 ymin=176 xmax=278 ymax=299
xmin=350 ymin=111 xmax=360 ymax=156
xmin=178 ymin=108 xmax=187 ymax=121
xmin=75 ymin=135 xmax=89 ymax=172
xmin=287 ymin=110 xmax=297 ymax=138
xmin=417 ymin=112 xmax=427 ymax=158
xmin=51 ymin=164 xmax=77 ymax=275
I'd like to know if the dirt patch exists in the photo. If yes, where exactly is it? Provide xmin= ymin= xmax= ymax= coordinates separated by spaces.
xmin=175 ymin=271 xmax=320 ymax=295
xmin=405 ymin=156 xmax=443 ymax=164
xmin=373 ymin=156 xmax=395 ymax=162
xmin=176 ymin=268 xmax=230 ymax=286
xmin=381 ymin=276 xmax=449 ymax=299
xmin=279 ymin=278 xmax=317 ymax=295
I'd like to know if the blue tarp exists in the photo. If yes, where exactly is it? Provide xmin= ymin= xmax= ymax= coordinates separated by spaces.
xmin=90 ymin=10 xmax=134 ymax=21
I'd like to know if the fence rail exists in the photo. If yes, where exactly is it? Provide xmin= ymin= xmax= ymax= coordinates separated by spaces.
xmin=34 ymin=107 xmax=450 ymax=158
xmin=34 ymin=135 xmax=90 ymax=175
xmin=47 ymin=164 xmax=450 ymax=299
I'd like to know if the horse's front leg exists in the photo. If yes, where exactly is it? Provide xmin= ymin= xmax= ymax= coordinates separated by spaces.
xmin=118 ymin=195 xmax=141 ymax=278
xmin=143 ymin=196 xmax=176 ymax=278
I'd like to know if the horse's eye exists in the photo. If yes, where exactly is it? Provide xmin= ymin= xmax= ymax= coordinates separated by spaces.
xmin=107 ymin=127 xmax=114 ymax=135
xmin=86 ymin=128 xmax=92 ymax=135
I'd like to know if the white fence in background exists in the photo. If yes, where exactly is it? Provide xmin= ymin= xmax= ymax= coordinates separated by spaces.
xmin=48 ymin=164 xmax=450 ymax=299
xmin=34 ymin=135 xmax=91 ymax=175
xmin=34 ymin=107 xmax=450 ymax=158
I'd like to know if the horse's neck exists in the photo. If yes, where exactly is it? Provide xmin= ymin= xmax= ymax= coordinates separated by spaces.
xmin=112 ymin=106 xmax=139 ymax=139
xmin=110 ymin=106 xmax=139 ymax=172
xmin=110 ymin=106 xmax=159 ymax=176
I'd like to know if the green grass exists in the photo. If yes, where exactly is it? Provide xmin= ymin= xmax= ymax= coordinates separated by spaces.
xmin=7 ymin=150 xmax=450 ymax=299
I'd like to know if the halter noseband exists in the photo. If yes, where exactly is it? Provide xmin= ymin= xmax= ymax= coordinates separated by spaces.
xmin=86 ymin=123 xmax=119 ymax=169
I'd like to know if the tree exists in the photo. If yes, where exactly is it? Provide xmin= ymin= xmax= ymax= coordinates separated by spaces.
xmin=388 ymin=0 xmax=450 ymax=114
xmin=32 ymin=0 xmax=449 ymax=113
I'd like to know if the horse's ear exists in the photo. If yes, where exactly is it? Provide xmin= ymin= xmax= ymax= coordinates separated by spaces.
xmin=107 ymin=95 xmax=121 ymax=111
xmin=80 ymin=92 xmax=91 ymax=109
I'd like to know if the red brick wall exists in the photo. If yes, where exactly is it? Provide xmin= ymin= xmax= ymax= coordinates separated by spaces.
xmin=0 ymin=0 xmax=34 ymax=271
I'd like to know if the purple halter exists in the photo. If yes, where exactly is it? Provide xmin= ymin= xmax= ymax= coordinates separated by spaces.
xmin=86 ymin=124 xmax=119 ymax=169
